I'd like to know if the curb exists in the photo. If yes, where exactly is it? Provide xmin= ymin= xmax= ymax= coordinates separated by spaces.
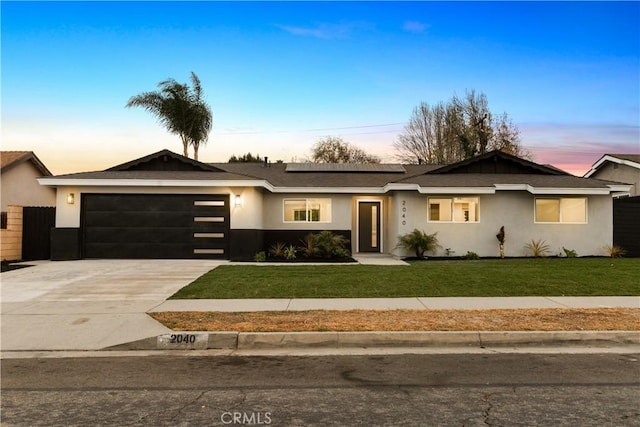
xmin=105 ymin=330 xmax=640 ymax=351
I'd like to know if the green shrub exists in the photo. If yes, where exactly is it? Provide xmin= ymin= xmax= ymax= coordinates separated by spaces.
xmin=284 ymin=244 xmax=297 ymax=260
xmin=396 ymin=229 xmax=440 ymax=259
xmin=314 ymin=231 xmax=350 ymax=258
xmin=562 ymin=247 xmax=577 ymax=258
xmin=464 ymin=251 xmax=479 ymax=260
xmin=299 ymin=234 xmax=318 ymax=258
xmin=254 ymin=251 xmax=266 ymax=262
xmin=269 ymin=242 xmax=286 ymax=258
xmin=299 ymin=231 xmax=351 ymax=259
xmin=604 ymin=244 xmax=626 ymax=258
xmin=524 ymin=239 xmax=551 ymax=258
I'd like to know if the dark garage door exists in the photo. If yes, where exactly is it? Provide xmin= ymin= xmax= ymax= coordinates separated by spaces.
xmin=82 ymin=194 xmax=229 ymax=259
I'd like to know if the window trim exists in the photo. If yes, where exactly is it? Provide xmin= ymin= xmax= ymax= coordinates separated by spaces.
xmin=427 ymin=196 xmax=480 ymax=223
xmin=283 ymin=198 xmax=332 ymax=223
xmin=534 ymin=197 xmax=588 ymax=224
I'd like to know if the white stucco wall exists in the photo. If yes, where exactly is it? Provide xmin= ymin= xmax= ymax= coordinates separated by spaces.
xmin=230 ymin=187 xmax=264 ymax=229
xmin=389 ymin=191 xmax=613 ymax=257
xmin=262 ymin=193 xmax=353 ymax=230
xmin=50 ymin=184 xmax=615 ymax=258
xmin=2 ymin=162 xmax=56 ymax=210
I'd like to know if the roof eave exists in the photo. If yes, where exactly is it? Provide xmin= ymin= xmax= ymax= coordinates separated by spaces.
xmin=38 ymin=179 xmax=629 ymax=196
xmin=584 ymin=155 xmax=640 ymax=177
xmin=38 ymin=177 xmax=269 ymax=189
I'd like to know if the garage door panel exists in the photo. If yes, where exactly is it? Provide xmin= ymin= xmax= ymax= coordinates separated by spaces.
xmin=84 ymin=211 xmax=195 ymax=228
xmin=85 ymin=194 xmax=194 ymax=212
xmin=82 ymin=194 xmax=229 ymax=259
xmin=85 ymin=227 xmax=192 ymax=244
xmin=85 ymin=243 xmax=195 ymax=259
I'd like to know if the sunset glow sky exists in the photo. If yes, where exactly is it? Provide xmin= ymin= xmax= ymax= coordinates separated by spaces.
xmin=2 ymin=1 xmax=639 ymax=175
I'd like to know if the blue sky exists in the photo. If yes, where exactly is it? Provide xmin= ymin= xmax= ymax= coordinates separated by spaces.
xmin=2 ymin=1 xmax=639 ymax=174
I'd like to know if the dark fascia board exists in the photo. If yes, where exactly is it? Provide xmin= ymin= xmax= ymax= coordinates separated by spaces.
xmin=106 ymin=149 xmax=224 ymax=172
xmin=428 ymin=150 xmax=568 ymax=176
xmin=1 ymin=151 xmax=53 ymax=176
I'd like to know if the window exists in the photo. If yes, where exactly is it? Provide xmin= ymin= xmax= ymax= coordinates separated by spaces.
xmin=428 ymin=197 xmax=479 ymax=222
xmin=535 ymin=198 xmax=587 ymax=223
xmin=284 ymin=198 xmax=331 ymax=223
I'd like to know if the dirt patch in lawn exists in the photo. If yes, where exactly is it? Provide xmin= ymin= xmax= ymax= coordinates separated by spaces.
xmin=150 ymin=308 xmax=640 ymax=332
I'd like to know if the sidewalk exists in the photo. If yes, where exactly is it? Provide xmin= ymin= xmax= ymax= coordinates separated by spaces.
xmin=151 ymin=296 xmax=640 ymax=313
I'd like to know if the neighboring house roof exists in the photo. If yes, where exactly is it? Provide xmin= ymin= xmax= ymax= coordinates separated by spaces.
xmin=38 ymin=149 xmax=631 ymax=195
xmin=584 ymin=154 xmax=640 ymax=178
xmin=0 ymin=151 xmax=52 ymax=176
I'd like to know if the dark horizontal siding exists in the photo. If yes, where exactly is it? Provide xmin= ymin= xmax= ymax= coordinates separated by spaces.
xmin=613 ymin=196 xmax=640 ymax=257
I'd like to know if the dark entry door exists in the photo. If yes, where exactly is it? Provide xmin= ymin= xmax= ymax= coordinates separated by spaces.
xmin=358 ymin=201 xmax=381 ymax=253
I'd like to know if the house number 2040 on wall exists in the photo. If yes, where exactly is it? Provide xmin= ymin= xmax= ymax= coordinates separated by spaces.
xmin=401 ymin=200 xmax=407 ymax=226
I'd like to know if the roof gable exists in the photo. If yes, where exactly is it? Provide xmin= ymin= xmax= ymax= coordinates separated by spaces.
xmin=429 ymin=150 xmax=568 ymax=175
xmin=584 ymin=154 xmax=640 ymax=177
xmin=1 ymin=151 xmax=52 ymax=176
xmin=107 ymin=149 xmax=224 ymax=172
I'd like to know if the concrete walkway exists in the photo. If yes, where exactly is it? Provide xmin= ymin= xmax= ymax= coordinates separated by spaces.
xmin=1 ymin=259 xmax=638 ymax=352
xmin=152 ymin=296 xmax=640 ymax=313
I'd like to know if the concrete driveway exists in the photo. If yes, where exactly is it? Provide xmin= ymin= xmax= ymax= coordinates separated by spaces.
xmin=1 ymin=259 xmax=222 ymax=351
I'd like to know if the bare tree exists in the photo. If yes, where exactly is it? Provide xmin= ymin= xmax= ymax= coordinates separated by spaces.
xmin=311 ymin=137 xmax=380 ymax=163
xmin=394 ymin=90 xmax=527 ymax=164
xmin=490 ymin=113 xmax=530 ymax=159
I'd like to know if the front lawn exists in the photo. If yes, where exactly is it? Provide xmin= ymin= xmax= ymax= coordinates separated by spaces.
xmin=171 ymin=258 xmax=640 ymax=299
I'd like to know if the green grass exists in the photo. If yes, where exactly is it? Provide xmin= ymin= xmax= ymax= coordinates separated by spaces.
xmin=171 ymin=258 xmax=640 ymax=299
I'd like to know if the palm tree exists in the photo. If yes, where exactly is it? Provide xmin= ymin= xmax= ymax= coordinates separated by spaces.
xmin=396 ymin=229 xmax=440 ymax=259
xmin=126 ymin=72 xmax=212 ymax=159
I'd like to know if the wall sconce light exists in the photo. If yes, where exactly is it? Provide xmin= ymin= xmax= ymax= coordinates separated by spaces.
xmin=234 ymin=195 xmax=242 ymax=207
xmin=67 ymin=193 xmax=75 ymax=204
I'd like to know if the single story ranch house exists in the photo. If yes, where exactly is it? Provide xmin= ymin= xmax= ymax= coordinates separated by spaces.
xmin=39 ymin=149 xmax=630 ymax=261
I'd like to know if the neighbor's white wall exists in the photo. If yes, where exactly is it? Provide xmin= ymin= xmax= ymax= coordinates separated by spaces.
xmin=591 ymin=162 xmax=639 ymax=196
xmin=2 ymin=163 xmax=55 ymax=210
xmin=388 ymin=191 xmax=613 ymax=257
xmin=52 ymin=185 xmax=261 ymax=229
xmin=262 ymin=193 xmax=353 ymax=230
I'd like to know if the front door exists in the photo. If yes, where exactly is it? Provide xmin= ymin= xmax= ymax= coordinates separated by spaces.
xmin=358 ymin=201 xmax=381 ymax=253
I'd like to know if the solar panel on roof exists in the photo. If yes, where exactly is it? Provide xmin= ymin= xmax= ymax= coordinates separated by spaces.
xmin=285 ymin=163 xmax=406 ymax=173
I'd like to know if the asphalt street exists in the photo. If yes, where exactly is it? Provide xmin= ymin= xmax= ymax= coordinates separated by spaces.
xmin=2 ymin=353 xmax=639 ymax=426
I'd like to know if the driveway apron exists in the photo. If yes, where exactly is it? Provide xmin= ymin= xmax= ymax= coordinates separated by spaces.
xmin=1 ymin=260 xmax=221 ymax=351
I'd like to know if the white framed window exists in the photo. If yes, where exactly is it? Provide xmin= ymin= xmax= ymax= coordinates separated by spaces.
xmin=283 ymin=198 xmax=331 ymax=223
xmin=428 ymin=197 xmax=479 ymax=222
xmin=535 ymin=198 xmax=587 ymax=224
